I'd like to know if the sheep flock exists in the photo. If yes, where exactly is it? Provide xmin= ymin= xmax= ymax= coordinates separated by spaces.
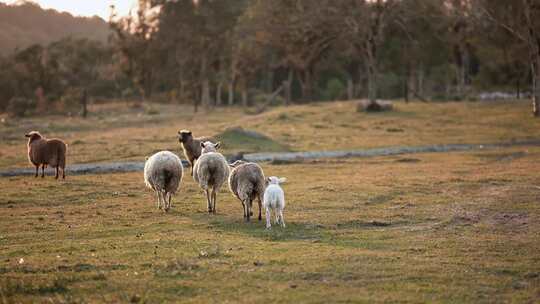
xmin=25 ymin=129 xmax=287 ymax=229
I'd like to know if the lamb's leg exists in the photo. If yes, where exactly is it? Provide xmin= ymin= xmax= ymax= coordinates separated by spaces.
xmin=205 ymin=189 xmax=212 ymax=213
xmin=265 ymin=208 xmax=271 ymax=229
xmin=279 ymin=209 xmax=286 ymax=228
xmin=41 ymin=164 xmax=45 ymax=178
xmin=211 ymin=187 xmax=217 ymax=214
xmin=35 ymin=165 xmax=39 ymax=178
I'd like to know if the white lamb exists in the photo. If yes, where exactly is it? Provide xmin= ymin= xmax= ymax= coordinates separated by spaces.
xmin=144 ymin=151 xmax=184 ymax=212
xmin=263 ymin=176 xmax=287 ymax=229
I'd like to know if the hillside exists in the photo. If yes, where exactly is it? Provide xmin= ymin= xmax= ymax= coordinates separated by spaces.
xmin=0 ymin=2 xmax=110 ymax=55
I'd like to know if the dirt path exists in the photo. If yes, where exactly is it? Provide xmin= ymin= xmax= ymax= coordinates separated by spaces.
xmin=2 ymin=139 xmax=539 ymax=177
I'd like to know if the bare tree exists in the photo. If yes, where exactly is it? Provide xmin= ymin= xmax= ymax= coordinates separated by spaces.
xmin=476 ymin=0 xmax=540 ymax=116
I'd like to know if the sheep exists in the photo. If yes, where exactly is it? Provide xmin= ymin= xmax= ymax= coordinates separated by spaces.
xmin=228 ymin=160 xmax=265 ymax=222
xmin=193 ymin=141 xmax=229 ymax=214
xmin=263 ymin=176 xmax=287 ymax=229
xmin=25 ymin=131 xmax=67 ymax=179
xmin=144 ymin=151 xmax=183 ymax=212
xmin=177 ymin=130 xmax=212 ymax=176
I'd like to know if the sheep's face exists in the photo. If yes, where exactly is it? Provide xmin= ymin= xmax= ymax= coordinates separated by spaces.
xmin=25 ymin=131 xmax=42 ymax=142
xmin=200 ymin=141 xmax=220 ymax=154
xmin=266 ymin=176 xmax=287 ymax=185
xmin=178 ymin=130 xmax=192 ymax=143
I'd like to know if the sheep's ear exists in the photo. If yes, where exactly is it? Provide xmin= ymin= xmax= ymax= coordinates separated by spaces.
xmin=25 ymin=133 xmax=30 ymax=137
xmin=278 ymin=177 xmax=287 ymax=183
xmin=266 ymin=177 xmax=271 ymax=184
xmin=200 ymin=142 xmax=205 ymax=148
xmin=215 ymin=142 xmax=221 ymax=149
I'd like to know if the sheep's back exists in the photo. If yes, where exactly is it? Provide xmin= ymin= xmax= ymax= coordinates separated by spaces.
xmin=229 ymin=163 xmax=265 ymax=201
xmin=28 ymin=139 xmax=67 ymax=166
xmin=194 ymin=152 xmax=229 ymax=188
xmin=144 ymin=151 xmax=183 ymax=193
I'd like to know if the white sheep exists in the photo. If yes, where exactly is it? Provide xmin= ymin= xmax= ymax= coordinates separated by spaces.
xmin=144 ymin=151 xmax=184 ymax=212
xmin=263 ymin=176 xmax=287 ymax=229
xmin=193 ymin=141 xmax=230 ymax=214
xmin=228 ymin=160 xmax=265 ymax=222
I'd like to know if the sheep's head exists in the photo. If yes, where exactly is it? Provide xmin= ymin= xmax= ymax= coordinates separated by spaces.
xmin=25 ymin=131 xmax=42 ymax=142
xmin=178 ymin=130 xmax=192 ymax=143
xmin=200 ymin=141 xmax=221 ymax=154
xmin=266 ymin=176 xmax=287 ymax=185
xmin=229 ymin=160 xmax=246 ymax=168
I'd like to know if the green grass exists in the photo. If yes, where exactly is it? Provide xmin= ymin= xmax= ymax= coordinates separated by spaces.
xmin=0 ymin=100 xmax=539 ymax=302
xmin=0 ymin=147 xmax=539 ymax=302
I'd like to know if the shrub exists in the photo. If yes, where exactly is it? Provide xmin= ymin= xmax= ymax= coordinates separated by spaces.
xmin=322 ymin=78 xmax=345 ymax=101
xmin=6 ymin=97 xmax=34 ymax=117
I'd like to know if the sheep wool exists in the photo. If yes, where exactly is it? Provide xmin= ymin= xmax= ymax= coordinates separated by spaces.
xmin=26 ymin=131 xmax=67 ymax=179
xmin=193 ymin=141 xmax=229 ymax=213
xmin=263 ymin=176 xmax=287 ymax=229
xmin=228 ymin=160 xmax=265 ymax=221
xmin=144 ymin=151 xmax=183 ymax=212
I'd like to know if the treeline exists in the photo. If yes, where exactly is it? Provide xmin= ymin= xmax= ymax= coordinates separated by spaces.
xmin=2 ymin=0 xmax=539 ymax=116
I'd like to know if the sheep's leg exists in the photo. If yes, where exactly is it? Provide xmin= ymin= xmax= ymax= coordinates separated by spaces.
xmin=62 ymin=168 xmax=65 ymax=179
xmin=156 ymin=191 xmax=162 ymax=210
xmin=163 ymin=192 xmax=170 ymax=212
xmin=41 ymin=164 xmax=45 ymax=178
xmin=257 ymin=196 xmax=262 ymax=221
xmin=205 ymin=189 xmax=212 ymax=213
xmin=241 ymin=200 xmax=247 ymax=218
xmin=249 ymin=199 xmax=253 ymax=216
xmin=211 ymin=187 xmax=217 ymax=214
xmin=244 ymin=199 xmax=250 ymax=222
xmin=55 ymin=166 xmax=59 ymax=179
xmin=34 ymin=166 xmax=39 ymax=178
xmin=279 ymin=209 xmax=286 ymax=228
xmin=265 ymin=208 xmax=271 ymax=229
xmin=167 ymin=192 xmax=172 ymax=211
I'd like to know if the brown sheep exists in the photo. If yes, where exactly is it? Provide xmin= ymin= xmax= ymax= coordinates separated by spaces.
xmin=228 ymin=160 xmax=265 ymax=222
xmin=25 ymin=131 xmax=67 ymax=179
xmin=177 ymin=130 xmax=211 ymax=176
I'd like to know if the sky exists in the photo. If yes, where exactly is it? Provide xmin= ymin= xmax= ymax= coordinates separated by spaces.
xmin=1 ymin=0 xmax=137 ymax=20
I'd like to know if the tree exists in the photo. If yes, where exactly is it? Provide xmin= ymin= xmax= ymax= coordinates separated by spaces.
xmin=341 ymin=0 xmax=400 ymax=106
xmin=475 ymin=0 xmax=540 ymax=116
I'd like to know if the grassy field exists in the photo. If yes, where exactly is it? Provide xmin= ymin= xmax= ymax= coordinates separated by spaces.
xmin=0 ymin=100 xmax=539 ymax=303
xmin=1 ymin=100 xmax=540 ymax=169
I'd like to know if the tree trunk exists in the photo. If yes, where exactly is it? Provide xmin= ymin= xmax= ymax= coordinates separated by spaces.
xmin=283 ymin=68 xmax=293 ymax=106
xmin=241 ymin=89 xmax=248 ymax=108
xmin=516 ymin=76 xmax=521 ymax=99
xmin=201 ymin=78 xmax=211 ymax=110
xmin=81 ymin=88 xmax=88 ymax=118
xmin=298 ymin=69 xmax=314 ymax=102
xmin=347 ymin=77 xmax=354 ymax=100
xmin=216 ymin=81 xmax=222 ymax=106
xmin=532 ymin=60 xmax=540 ymax=116
xmin=228 ymin=79 xmax=235 ymax=106
xmin=366 ymin=56 xmax=378 ymax=105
